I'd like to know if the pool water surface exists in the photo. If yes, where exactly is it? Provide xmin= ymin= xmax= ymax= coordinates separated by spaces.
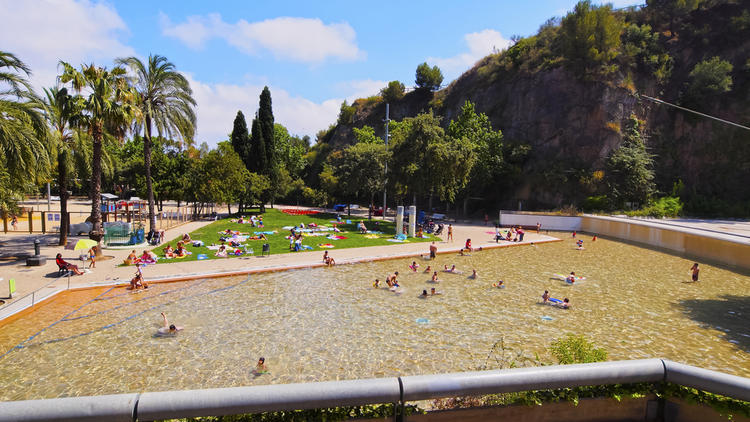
xmin=0 ymin=233 xmax=748 ymax=401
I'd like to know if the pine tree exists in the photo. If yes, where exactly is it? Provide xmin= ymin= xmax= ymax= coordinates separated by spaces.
xmin=230 ymin=110 xmax=250 ymax=169
xmin=249 ymin=116 xmax=267 ymax=174
xmin=258 ymin=87 xmax=275 ymax=174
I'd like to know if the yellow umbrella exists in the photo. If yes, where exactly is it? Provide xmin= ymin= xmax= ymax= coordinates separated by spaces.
xmin=67 ymin=239 xmax=98 ymax=251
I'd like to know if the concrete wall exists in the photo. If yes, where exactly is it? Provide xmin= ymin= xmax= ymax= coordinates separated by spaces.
xmin=499 ymin=213 xmax=582 ymax=231
xmin=582 ymin=216 xmax=750 ymax=272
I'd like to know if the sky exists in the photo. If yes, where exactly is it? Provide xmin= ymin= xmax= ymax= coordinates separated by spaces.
xmin=1 ymin=0 xmax=642 ymax=147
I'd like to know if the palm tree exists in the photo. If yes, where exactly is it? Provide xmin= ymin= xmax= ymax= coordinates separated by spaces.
xmin=0 ymin=51 xmax=49 ymax=210
xmin=43 ymin=86 xmax=82 ymax=245
xmin=116 ymin=54 xmax=196 ymax=234
xmin=59 ymin=62 xmax=133 ymax=241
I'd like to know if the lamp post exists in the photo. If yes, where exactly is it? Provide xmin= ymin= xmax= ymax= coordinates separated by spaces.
xmin=382 ymin=103 xmax=390 ymax=220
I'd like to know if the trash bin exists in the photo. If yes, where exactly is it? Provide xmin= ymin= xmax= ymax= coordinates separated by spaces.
xmin=261 ymin=243 xmax=270 ymax=257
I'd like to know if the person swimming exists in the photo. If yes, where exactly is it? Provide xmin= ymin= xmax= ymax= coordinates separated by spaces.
xmin=542 ymin=290 xmax=550 ymax=303
xmin=157 ymin=312 xmax=182 ymax=335
xmin=469 ymin=269 xmax=478 ymax=279
xmin=566 ymin=272 xmax=576 ymax=284
xmin=561 ymin=298 xmax=570 ymax=309
xmin=492 ymin=280 xmax=505 ymax=288
xmin=373 ymin=278 xmax=380 ymax=288
xmin=431 ymin=271 xmax=440 ymax=283
xmin=430 ymin=287 xmax=442 ymax=295
xmin=419 ymin=289 xmax=429 ymax=298
xmin=409 ymin=261 xmax=419 ymax=272
xmin=423 ymin=265 xmax=432 ymax=274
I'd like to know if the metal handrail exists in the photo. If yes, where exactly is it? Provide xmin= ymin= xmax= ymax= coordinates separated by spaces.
xmin=0 ymin=359 xmax=748 ymax=422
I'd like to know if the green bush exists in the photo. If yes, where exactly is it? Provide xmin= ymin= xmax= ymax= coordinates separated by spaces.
xmin=550 ymin=334 xmax=608 ymax=365
xmin=626 ymin=196 xmax=683 ymax=218
xmin=582 ymin=195 xmax=610 ymax=212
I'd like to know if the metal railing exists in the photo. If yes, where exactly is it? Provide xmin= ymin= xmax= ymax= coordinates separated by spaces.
xmin=0 ymin=359 xmax=748 ymax=422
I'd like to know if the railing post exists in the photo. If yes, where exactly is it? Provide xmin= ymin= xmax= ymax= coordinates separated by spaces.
xmin=31 ymin=291 xmax=35 ymax=306
xmin=28 ymin=211 xmax=33 ymax=233
xmin=41 ymin=212 xmax=46 ymax=234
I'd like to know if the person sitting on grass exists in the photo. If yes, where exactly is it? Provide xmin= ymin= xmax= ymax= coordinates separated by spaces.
xmin=140 ymin=250 xmax=157 ymax=264
xmin=215 ymin=245 xmax=228 ymax=257
xmin=56 ymin=253 xmax=84 ymax=275
xmin=358 ymin=220 xmax=368 ymax=234
xmin=182 ymin=233 xmax=191 ymax=243
xmin=125 ymin=249 xmax=138 ymax=265
xmin=163 ymin=244 xmax=175 ymax=258
xmin=175 ymin=242 xmax=187 ymax=257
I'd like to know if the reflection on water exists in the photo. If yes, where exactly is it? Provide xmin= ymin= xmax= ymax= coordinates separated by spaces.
xmin=1 ymin=233 xmax=748 ymax=400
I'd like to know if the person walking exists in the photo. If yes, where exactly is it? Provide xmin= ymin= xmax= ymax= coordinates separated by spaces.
xmin=447 ymin=224 xmax=453 ymax=242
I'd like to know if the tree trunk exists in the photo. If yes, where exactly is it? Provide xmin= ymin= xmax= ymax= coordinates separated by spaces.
xmin=144 ymin=116 xmax=157 ymax=233
xmin=89 ymin=123 xmax=104 ymax=241
xmin=463 ymin=196 xmax=469 ymax=217
xmin=412 ymin=192 xmax=417 ymax=207
xmin=227 ymin=202 xmax=232 ymax=215
xmin=428 ymin=192 xmax=433 ymax=213
xmin=58 ymin=149 xmax=69 ymax=246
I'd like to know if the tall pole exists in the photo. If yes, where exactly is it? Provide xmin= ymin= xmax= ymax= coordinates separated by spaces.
xmin=383 ymin=103 xmax=390 ymax=220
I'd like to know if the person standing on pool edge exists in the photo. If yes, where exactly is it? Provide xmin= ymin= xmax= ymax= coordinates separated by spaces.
xmin=690 ymin=263 xmax=700 ymax=282
xmin=429 ymin=242 xmax=437 ymax=260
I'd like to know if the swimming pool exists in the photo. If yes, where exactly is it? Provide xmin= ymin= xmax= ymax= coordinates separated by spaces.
xmin=1 ymin=233 xmax=748 ymax=400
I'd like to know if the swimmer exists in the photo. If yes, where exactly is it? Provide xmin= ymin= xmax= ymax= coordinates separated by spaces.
xmin=561 ymin=298 xmax=570 ymax=309
xmin=419 ymin=289 xmax=429 ymax=298
xmin=391 ymin=271 xmax=400 ymax=287
xmin=373 ymin=278 xmax=380 ymax=288
xmin=430 ymin=287 xmax=442 ymax=295
xmin=576 ymin=239 xmax=584 ymax=249
xmin=448 ymin=265 xmax=462 ymax=274
xmin=566 ymin=272 xmax=576 ymax=284
xmin=469 ymin=269 xmax=478 ymax=279
xmin=542 ymin=290 xmax=550 ymax=303
xmin=493 ymin=280 xmax=505 ymax=288
xmin=253 ymin=357 xmax=268 ymax=375
xmin=431 ymin=271 xmax=440 ymax=283
xmin=409 ymin=261 xmax=419 ymax=272
xmin=423 ymin=265 xmax=432 ymax=274
xmin=157 ymin=312 xmax=182 ymax=334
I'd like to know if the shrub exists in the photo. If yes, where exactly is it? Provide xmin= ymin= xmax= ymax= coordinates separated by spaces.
xmin=626 ymin=195 xmax=683 ymax=218
xmin=582 ymin=195 xmax=610 ymax=212
xmin=550 ymin=334 xmax=608 ymax=364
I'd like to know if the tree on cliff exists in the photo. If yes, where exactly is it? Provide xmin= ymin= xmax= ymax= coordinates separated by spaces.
xmin=646 ymin=0 xmax=701 ymax=37
xmin=561 ymin=0 xmax=623 ymax=77
xmin=605 ymin=116 xmax=655 ymax=208
xmin=380 ymin=80 xmax=405 ymax=102
xmin=684 ymin=56 xmax=733 ymax=106
xmin=415 ymin=63 xmax=444 ymax=91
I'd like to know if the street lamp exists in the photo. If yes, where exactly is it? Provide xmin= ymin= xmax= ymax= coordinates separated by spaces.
xmin=382 ymin=103 xmax=390 ymax=220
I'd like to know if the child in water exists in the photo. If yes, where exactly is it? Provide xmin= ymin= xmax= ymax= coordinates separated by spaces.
xmin=254 ymin=357 xmax=268 ymax=374
xmin=409 ymin=261 xmax=419 ymax=272
xmin=373 ymin=278 xmax=380 ymax=288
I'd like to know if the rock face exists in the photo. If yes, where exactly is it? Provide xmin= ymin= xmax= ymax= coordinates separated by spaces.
xmin=328 ymin=3 xmax=750 ymax=212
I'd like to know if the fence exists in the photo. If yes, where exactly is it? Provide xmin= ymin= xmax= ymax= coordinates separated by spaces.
xmin=1 ymin=207 xmax=202 ymax=235
xmin=0 ymin=359 xmax=748 ymax=422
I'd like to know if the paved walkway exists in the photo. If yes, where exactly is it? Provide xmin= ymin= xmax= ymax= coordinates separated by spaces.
xmin=0 ymin=219 xmax=556 ymax=321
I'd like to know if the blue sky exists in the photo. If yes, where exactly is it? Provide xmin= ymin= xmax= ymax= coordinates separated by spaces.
xmin=1 ymin=0 xmax=641 ymax=146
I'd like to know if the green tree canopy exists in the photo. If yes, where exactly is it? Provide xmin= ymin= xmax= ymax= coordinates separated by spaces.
xmin=686 ymin=56 xmax=733 ymax=104
xmin=327 ymin=141 xmax=389 ymax=207
xmin=230 ymin=110 xmax=251 ymax=168
xmin=0 ymin=51 xmax=49 ymax=212
xmin=380 ymin=80 xmax=406 ymax=102
xmin=415 ymin=62 xmax=444 ymax=91
xmin=561 ymin=0 xmax=623 ymax=77
xmin=352 ymin=125 xmax=384 ymax=144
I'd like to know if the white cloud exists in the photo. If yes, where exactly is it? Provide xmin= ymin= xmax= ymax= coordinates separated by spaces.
xmin=337 ymin=79 xmax=388 ymax=103
xmin=0 ymin=0 xmax=135 ymax=91
xmin=185 ymin=75 xmax=342 ymax=146
xmin=428 ymin=29 xmax=512 ymax=81
xmin=161 ymin=14 xmax=363 ymax=64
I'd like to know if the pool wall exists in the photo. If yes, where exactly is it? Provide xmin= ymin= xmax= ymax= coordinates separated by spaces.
xmin=499 ymin=213 xmax=750 ymax=271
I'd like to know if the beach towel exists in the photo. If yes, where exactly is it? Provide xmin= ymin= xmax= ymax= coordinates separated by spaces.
xmin=192 ymin=240 xmax=204 ymax=247
xmin=327 ymin=235 xmax=347 ymax=240
xmin=318 ymin=243 xmax=335 ymax=248
xmin=196 ymin=254 xmax=209 ymax=260
xmin=364 ymin=234 xmax=380 ymax=239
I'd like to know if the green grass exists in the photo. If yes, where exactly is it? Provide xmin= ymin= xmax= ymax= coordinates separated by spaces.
xmin=150 ymin=208 xmax=435 ymax=264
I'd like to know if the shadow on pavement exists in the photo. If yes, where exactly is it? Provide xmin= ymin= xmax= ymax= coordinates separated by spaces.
xmin=679 ymin=294 xmax=750 ymax=353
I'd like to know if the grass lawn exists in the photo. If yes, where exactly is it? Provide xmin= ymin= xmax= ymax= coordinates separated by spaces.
xmin=150 ymin=208 xmax=435 ymax=264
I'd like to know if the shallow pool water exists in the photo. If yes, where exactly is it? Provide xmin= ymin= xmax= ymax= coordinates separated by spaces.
xmin=1 ymin=233 xmax=748 ymax=400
